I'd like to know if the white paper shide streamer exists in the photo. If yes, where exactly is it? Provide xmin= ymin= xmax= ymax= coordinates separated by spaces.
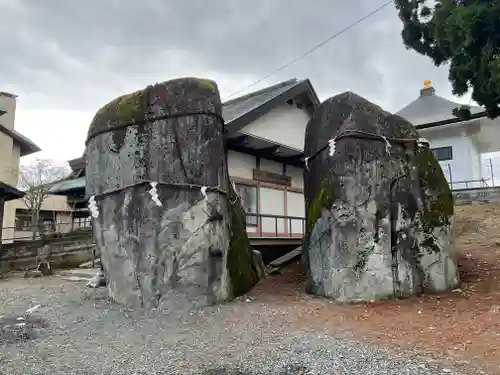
xmin=200 ymin=186 xmax=208 ymax=200
xmin=328 ymin=138 xmax=336 ymax=156
xmin=149 ymin=182 xmax=162 ymax=207
xmin=417 ymin=137 xmax=430 ymax=148
xmin=381 ymin=135 xmax=391 ymax=153
xmin=231 ymin=180 xmax=237 ymax=196
xmin=88 ymin=195 xmax=99 ymax=218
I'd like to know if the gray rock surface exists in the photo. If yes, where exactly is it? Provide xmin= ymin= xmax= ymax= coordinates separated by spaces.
xmin=252 ymin=250 xmax=266 ymax=279
xmin=303 ymin=92 xmax=459 ymax=302
xmin=85 ymin=77 xmax=259 ymax=309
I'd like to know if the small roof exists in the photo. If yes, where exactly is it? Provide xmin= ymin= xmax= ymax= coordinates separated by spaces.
xmin=0 ymin=124 xmax=41 ymax=156
xmin=396 ymin=83 xmax=485 ymax=127
xmin=0 ymin=181 xmax=24 ymax=201
xmin=223 ymin=78 xmax=319 ymax=127
xmin=48 ymin=176 xmax=85 ymax=195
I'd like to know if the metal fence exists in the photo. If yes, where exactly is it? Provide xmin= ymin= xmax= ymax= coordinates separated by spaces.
xmin=245 ymin=213 xmax=305 ymax=238
xmin=1 ymin=220 xmax=93 ymax=243
xmin=2 ymin=213 xmax=307 ymax=244
xmin=441 ymin=157 xmax=500 ymax=190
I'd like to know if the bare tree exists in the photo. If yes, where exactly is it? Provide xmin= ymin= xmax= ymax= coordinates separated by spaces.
xmin=18 ymin=158 xmax=70 ymax=239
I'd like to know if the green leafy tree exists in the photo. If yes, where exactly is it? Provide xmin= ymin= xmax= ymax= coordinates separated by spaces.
xmin=394 ymin=0 xmax=500 ymax=118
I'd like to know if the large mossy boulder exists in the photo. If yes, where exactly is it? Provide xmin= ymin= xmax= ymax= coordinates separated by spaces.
xmin=303 ymin=91 xmax=459 ymax=302
xmin=85 ymin=77 xmax=259 ymax=310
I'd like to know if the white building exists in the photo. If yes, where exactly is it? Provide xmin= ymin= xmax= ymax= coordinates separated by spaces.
xmin=396 ymin=80 xmax=500 ymax=190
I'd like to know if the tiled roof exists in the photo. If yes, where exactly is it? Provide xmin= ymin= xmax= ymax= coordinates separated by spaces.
xmin=48 ymin=177 xmax=85 ymax=195
xmin=222 ymin=79 xmax=305 ymax=125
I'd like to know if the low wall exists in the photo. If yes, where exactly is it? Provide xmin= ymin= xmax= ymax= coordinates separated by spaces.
xmin=453 ymin=186 xmax=500 ymax=205
xmin=0 ymin=230 xmax=96 ymax=271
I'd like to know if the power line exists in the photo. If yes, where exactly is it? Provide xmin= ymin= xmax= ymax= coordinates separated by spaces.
xmin=223 ymin=0 xmax=393 ymax=100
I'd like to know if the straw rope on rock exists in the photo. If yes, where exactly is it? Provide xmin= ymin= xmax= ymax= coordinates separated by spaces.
xmin=303 ymin=91 xmax=459 ymax=302
xmin=85 ymin=77 xmax=259 ymax=310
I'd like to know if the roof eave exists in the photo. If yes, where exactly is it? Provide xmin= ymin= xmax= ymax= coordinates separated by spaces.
xmin=50 ymin=188 xmax=83 ymax=196
xmin=0 ymin=182 xmax=25 ymax=201
xmin=0 ymin=124 xmax=41 ymax=156
xmin=225 ymin=79 xmax=320 ymax=137
xmin=413 ymin=110 xmax=488 ymax=130
xmin=18 ymin=141 xmax=42 ymax=157
xmin=301 ymin=78 xmax=321 ymax=107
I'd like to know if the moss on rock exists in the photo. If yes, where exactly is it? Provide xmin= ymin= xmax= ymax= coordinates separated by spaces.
xmin=306 ymin=173 xmax=336 ymax=235
xmin=86 ymin=86 xmax=150 ymax=151
xmin=198 ymin=79 xmax=216 ymax=91
xmin=412 ymin=146 xmax=454 ymax=252
xmin=86 ymin=78 xmax=222 ymax=151
xmin=227 ymin=192 xmax=259 ymax=297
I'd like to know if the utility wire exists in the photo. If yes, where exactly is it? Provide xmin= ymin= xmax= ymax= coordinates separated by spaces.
xmin=223 ymin=0 xmax=393 ymax=100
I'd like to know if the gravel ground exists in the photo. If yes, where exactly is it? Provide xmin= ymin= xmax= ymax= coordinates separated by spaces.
xmin=0 ymin=276 xmax=467 ymax=375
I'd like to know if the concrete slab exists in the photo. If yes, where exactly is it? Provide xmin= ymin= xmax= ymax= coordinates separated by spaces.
xmin=61 ymin=276 xmax=93 ymax=282
xmin=59 ymin=268 xmax=101 ymax=280
xmin=268 ymin=247 xmax=302 ymax=268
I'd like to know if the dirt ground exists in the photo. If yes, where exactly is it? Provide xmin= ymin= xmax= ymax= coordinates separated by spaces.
xmin=249 ymin=204 xmax=500 ymax=374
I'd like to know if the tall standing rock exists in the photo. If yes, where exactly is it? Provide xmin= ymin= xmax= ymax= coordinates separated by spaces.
xmin=303 ymin=91 xmax=459 ymax=302
xmin=85 ymin=78 xmax=259 ymax=310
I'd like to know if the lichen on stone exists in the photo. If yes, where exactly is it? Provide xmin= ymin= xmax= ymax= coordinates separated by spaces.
xmin=353 ymin=244 xmax=374 ymax=272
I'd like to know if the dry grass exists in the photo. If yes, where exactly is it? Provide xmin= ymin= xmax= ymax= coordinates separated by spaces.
xmin=249 ymin=203 xmax=500 ymax=375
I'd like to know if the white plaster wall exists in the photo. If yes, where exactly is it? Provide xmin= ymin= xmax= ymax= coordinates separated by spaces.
xmin=227 ymin=151 xmax=255 ymax=179
xmin=0 ymin=93 xmax=16 ymax=131
xmin=421 ymin=132 xmax=482 ymax=189
xmin=259 ymin=159 xmax=282 ymax=174
xmin=287 ymin=191 xmax=305 ymax=234
xmin=259 ymin=187 xmax=285 ymax=233
xmin=227 ymin=150 xmax=309 ymax=237
xmin=287 ymin=166 xmax=304 ymax=189
xmin=239 ymin=104 xmax=310 ymax=150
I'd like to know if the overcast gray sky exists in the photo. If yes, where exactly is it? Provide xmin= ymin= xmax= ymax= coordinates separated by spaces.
xmin=1 ymin=0 xmax=474 ymax=165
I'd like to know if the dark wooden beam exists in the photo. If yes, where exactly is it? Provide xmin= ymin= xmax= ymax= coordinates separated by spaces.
xmin=281 ymin=154 xmax=305 ymax=166
xmin=225 ymin=135 xmax=249 ymax=148
xmin=258 ymin=145 xmax=281 ymax=154
xmin=228 ymin=144 xmax=303 ymax=168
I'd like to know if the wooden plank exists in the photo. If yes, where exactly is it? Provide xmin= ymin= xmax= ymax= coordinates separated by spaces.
xmin=268 ymin=246 xmax=302 ymax=268
xmin=253 ymin=169 xmax=291 ymax=186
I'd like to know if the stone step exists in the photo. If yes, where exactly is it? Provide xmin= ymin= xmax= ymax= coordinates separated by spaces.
xmin=268 ymin=247 xmax=302 ymax=270
xmin=78 ymin=258 xmax=101 ymax=268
